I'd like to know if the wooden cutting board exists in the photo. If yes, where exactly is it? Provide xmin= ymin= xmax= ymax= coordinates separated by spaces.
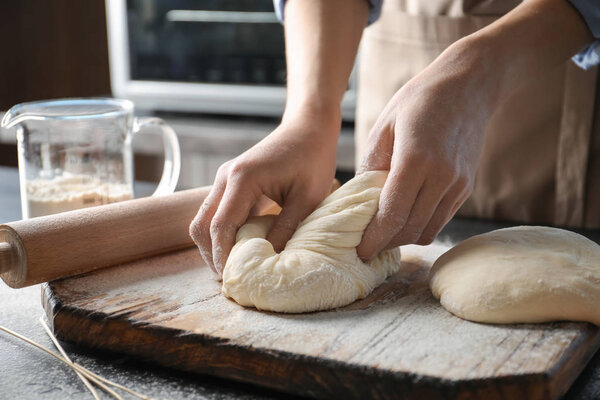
xmin=42 ymin=243 xmax=600 ymax=400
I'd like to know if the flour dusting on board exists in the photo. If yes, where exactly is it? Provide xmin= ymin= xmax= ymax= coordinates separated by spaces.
xmin=50 ymin=243 xmax=588 ymax=380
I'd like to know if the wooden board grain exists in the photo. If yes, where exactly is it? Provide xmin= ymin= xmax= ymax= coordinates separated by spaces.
xmin=42 ymin=244 xmax=600 ymax=400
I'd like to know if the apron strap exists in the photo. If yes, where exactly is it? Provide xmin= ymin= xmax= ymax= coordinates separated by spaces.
xmin=555 ymin=63 xmax=598 ymax=227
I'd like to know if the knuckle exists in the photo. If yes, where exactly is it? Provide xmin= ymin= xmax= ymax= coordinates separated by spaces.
xmin=380 ymin=208 xmax=408 ymax=229
xmin=209 ymin=218 xmax=224 ymax=236
xmin=190 ymin=215 xmax=208 ymax=241
xmin=216 ymin=160 xmax=232 ymax=178
xmin=398 ymin=224 xmax=423 ymax=244
xmin=378 ymin=201 xmax=410 ymax=229
xmin=194 ymin=201 xmax=211 ymax=222
xmin=228 ymin=160 xmax=250 ymax=179
xmin=370 ymin=118 xmax=394 ymax=141
xmin=455 ymin=174 xmax=471 ymax=189
xmin=406 ymin=228 xmax=423 ymax=242
xmin=393 ymin=213 xmax=409 ymax=228
xmin=209 ymin=217 xmax=235 ymax=238
xmin=464 ymin=178 xmax=475 ymax=195
xmin=462 ymin=186 xmax=474 ymax=202
xmin=189 ymin=219 xmax=200 ymax=240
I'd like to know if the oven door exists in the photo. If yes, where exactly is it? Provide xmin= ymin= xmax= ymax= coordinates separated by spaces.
xmin=105 ymin=0 xmax=357 ymax=120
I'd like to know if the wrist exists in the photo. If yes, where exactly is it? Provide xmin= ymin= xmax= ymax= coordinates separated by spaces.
xmin=282 ymin=99 xmax=342 ymax=133
xmin=452 ymin=0 xmax=595 ymax=110
xmin=436 ymin=33 xmax=506 ymax=112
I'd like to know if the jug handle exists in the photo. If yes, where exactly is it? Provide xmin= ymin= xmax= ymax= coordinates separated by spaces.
xmin=133 ymin=117 xmax=181 ymax=196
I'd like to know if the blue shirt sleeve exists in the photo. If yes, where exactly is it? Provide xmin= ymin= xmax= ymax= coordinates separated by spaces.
xmin=568 ymin=0 xmax=600 ymax=69
xmin=273 ymin=0 xmax=383 ymax=25
xmin=273 ymin=1 xmax=599 ymax=69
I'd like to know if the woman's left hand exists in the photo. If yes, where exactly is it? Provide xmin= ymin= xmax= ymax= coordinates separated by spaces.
xmin=356 ymin=38 xmax=497 ymax=259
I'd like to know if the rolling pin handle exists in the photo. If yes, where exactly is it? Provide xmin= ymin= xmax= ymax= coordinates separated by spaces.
xmin=0 ymin=242 xmax=12 ymax=274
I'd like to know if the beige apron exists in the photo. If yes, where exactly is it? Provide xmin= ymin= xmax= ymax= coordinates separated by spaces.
xmin=356 ymin=0 xmax=600 ymax=229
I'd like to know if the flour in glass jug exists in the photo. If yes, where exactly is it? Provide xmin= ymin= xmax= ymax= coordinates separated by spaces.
xmin=26 ymin=173 xmax=133 ymax=218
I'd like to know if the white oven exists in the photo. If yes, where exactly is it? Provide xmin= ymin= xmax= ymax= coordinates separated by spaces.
xmin=105 ymin=0 xmax=357 ymax=120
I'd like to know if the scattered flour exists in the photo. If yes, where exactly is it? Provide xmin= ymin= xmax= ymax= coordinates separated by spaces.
xmin=49 ymin=246 xmax=585 ymax=380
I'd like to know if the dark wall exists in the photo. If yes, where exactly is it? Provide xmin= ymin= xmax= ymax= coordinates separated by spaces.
xmin=0 ymin=0 xmax=111 ymax=110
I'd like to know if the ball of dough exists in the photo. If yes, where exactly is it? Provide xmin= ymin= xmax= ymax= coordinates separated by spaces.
xmin=429 ymin=226 xmax=600 ymax=325
xmin=222 ymin=171 xmax=401 ymax=313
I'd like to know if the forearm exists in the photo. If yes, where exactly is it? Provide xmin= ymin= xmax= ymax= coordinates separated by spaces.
xmin=282 ymin=0 xmax=368 ymax=128
xmin=458 ymin=0 xmax=593 ymax=108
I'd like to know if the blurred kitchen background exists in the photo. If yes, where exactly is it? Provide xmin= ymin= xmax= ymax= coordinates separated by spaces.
xmin=0 ymin=0 xmax=356 ymax=189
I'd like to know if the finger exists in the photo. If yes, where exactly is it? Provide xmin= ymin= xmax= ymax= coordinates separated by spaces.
xmin=449 ymin=188 xmax=471 ymax=217
xmin=356 ymin=124 xmax=394 ymax=174
xmin=210 ymin=182 xmax=256 ymax=276
xmin=381 ymin=178 xmax=446 ymax=248
xmin=356 ymin=158 xmax=426 ymax=260
xmin=416 ymin=184 xmax=471 ymax=245
xmin=189 ymin=173 xmax=227 ymax=274
xmin=267 ymin=194 xmax=321 ymax=253
xmin=415 ymin=189 xmax=461 ymax=246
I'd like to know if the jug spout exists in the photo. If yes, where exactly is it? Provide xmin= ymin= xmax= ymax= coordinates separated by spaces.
xmin=1 ymin=107 xmax=19 ymax=129
xmin=1 ymin=104 xmax=47 ymax=129
xmin=2 ymin=98 xmax=133 ymax=130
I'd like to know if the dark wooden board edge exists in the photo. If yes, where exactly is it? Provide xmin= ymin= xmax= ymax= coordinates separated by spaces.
xmin=546 ymin=323 xmax=600 ymax=399
xmin=41 ymin=283 xmax=600 ymax=400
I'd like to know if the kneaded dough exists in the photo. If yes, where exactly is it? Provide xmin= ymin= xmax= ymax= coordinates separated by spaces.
xmin=222 ymin=171 xmax=401 ymax=313
xmin=429 ymin=226 xmax=600 ymax=326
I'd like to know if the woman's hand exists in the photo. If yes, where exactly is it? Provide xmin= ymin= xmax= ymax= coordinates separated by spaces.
xmin=356 ymin=39 xmax=496 ymax=259
xmin=190 ymin=0 xmax=368 ymax=276
xmin=189 ymin=112 xmax=339 ymax=276
xmin=356 ymin=0 xmax=594 ymax=260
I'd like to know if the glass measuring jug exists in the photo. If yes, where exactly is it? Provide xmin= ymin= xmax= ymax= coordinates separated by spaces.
xmin=1 ymin=98 xmax=181 ymax=219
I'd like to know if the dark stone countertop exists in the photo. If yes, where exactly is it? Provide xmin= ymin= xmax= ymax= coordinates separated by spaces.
xmin=0 ymin=166 xmax=598 ymax=400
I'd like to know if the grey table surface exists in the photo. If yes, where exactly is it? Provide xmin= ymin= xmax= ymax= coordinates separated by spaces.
xmin=0 ymin=165 xmax=598 ymax=400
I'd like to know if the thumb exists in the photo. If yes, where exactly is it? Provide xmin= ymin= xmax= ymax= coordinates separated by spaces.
xmin=266 ymin=196 xmax=319 ymax=253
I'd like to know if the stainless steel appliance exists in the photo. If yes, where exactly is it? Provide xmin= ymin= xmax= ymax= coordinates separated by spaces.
xmin=105 ymin=0 xmax=357 ymax=119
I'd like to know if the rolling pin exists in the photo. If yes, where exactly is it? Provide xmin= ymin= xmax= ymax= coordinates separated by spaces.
xmin=0 ymin=179 xmax=336 ymax=289
xmin=0 ymin=187 xmax=211 ymax=288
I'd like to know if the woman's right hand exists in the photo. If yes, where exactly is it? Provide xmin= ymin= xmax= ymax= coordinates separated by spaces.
xmin=189 ymin=111 xmax=340 ymax=277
